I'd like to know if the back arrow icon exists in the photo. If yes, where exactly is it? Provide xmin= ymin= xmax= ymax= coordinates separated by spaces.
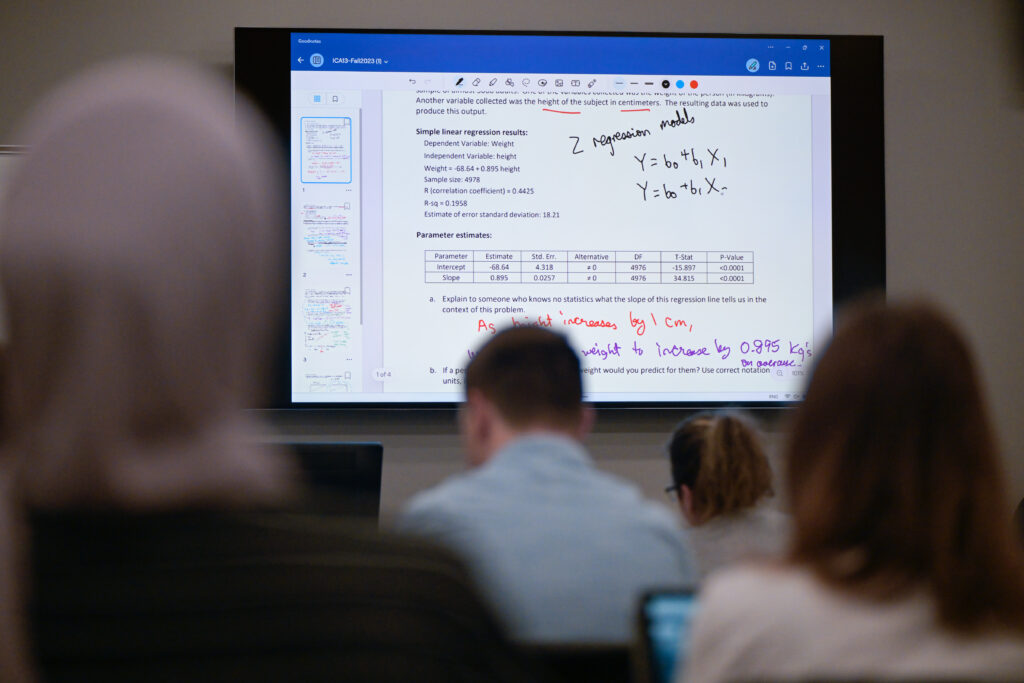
xmin=298 ymin=57 xmax=304 ymax=63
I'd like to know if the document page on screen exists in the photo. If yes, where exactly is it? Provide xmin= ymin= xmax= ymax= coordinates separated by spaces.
xmin=289 ymin=33 xmax=833 ymax=404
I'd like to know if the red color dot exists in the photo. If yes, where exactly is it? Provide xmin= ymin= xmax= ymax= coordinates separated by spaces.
xmin=689 ymin=80 xmax=699 ymax=89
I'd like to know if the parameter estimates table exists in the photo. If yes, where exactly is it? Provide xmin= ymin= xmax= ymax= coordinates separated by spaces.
xmin=424 ymin=250 xmax=754 ymax=284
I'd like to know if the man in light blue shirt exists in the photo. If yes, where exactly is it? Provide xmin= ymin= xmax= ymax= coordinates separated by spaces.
xmin=398 ymin=327 xmax=696 ymax=643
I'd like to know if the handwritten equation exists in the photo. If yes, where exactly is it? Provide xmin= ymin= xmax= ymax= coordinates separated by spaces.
xmin=426 ymin=250 xmax=754 ymax=284
xmin=635 ymin=147 xmax=727 ymax=172
xmin=567 ymin=107 xmax=735 ymax=202
xmin=634 ymin=147 xmax=728 ymax=200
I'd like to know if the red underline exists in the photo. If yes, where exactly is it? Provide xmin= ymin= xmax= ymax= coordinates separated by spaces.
xmin=542 ymin=108 xmax=581 ymax=114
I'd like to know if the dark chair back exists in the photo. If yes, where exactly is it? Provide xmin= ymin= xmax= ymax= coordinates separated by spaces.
xmin=30 ymin=510 xmax=537 ymax=682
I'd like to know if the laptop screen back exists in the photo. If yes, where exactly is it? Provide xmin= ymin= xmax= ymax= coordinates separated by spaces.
xmin=638 ymin=589 xmax=699 ymax=683
xmin=290 ymin=441 xmax=383 ymax=519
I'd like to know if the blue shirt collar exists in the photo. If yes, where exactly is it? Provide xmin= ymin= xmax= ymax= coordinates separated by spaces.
xmin=489 ymin=432 xmax=592 ymax=469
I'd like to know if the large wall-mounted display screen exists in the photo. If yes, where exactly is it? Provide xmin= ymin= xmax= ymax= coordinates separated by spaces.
xmin=235 ymin=29 xmax=884 ymax=408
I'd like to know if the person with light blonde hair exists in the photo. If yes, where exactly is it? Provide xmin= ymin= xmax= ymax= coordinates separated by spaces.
xmin=666 ymin=411 xmax=787 ymax=579
xmin=0 ymin=58 xmax=531 ymax=683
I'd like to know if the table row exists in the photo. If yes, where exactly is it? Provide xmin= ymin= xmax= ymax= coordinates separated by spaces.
xmin=425 ymin=272 xmax=754 ymax=284
xmin=427 ymin=261 xmax=754 ymax=274
xmin=426 ymin=249 xmax=754 ymax=264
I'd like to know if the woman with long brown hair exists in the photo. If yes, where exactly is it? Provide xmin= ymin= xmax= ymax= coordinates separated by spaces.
xmin=681 ymin=301 xmax=1024 ymax=682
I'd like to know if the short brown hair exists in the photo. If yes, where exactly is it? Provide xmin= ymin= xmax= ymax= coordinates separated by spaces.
xmin=668 ymin=412 xmax=773 ymax=519
xmin=465 ymin=327 xmax=584 ymax=430
xmin=786 ymin=300 xmax=1024 ymax=632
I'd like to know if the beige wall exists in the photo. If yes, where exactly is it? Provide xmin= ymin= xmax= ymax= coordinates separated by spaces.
xmin=2 ymin=1 xmax=1022 ymax=518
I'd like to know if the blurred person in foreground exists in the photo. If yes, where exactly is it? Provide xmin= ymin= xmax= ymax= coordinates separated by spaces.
xmin=0 ymin=58 xmax=528 ymax=683
xmin=681 ymin=301 xmax=1024 ymax=682
xmin=399 ymin=326 xmax=697 ymax=644
xmin=666 ymin=412 xmax=788 ymax=580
